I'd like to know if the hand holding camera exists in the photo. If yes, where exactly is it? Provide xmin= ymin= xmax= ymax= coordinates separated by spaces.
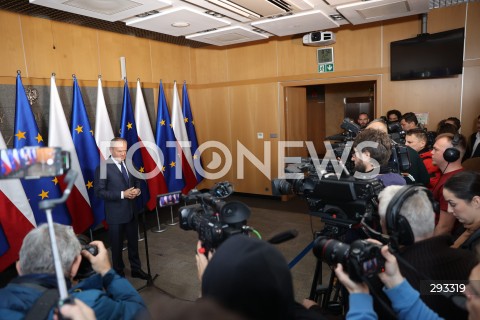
xmin=377 ymin=245 xmax=404 ymax=289
xmin=195 ymin=240 xmax=214 ymax=281
xmin=81 ymin=241 xmax=111 ymax=277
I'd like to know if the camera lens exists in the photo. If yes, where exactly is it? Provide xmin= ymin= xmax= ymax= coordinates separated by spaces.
xmin=313 ymin=237 xmax=350 ymax=266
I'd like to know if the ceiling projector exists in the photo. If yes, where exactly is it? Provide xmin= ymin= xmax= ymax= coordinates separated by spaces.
xmin=303 ymin=31 xmax=336 ymax=46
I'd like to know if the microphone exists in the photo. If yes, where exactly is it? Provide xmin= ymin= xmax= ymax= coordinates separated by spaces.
xmin=267 ymin=229 xmax=299 ymax=244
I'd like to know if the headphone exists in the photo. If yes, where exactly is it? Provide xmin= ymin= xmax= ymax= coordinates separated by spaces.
xmin=385 ymin=185 xmax=439 ymax=246
xmin=443 ymin=133 xmax=461 ymax=163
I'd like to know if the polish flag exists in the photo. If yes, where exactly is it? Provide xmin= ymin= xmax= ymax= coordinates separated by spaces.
xmin=94 ymin=77 xmax=114 ymax=160
xmin=171 ymin=82 xmax=197 ymax=193
xmin=134 ymin=80 xmax=168 ymax=210
xmin=0 ymin=132 xmax=35 ymax=272
xmin=48 ymin=75 xmax=93 ymax=233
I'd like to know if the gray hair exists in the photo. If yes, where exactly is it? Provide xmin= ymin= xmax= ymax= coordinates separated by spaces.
xmin=18 ymin=223 xmax=81 ymax=276
xmin=378 ymin=186 xmax=435 ymax=241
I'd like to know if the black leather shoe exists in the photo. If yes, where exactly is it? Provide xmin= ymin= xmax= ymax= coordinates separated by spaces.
xmin=131 ymin=269 xmax=151 ymax=280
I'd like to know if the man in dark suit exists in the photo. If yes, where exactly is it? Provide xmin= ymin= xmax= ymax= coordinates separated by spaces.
xmin=467 ymin=115 xmax=480 ymax=159
xmin=94 ymin=137 xmax=150 ymax=280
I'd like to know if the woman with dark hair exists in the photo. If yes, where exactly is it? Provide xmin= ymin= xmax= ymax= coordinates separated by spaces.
xmin=443 ymin=170 xmax=480 ymax=250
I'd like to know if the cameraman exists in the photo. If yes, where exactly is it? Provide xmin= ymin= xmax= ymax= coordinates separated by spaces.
xmin=366 ymin=120 xmax=430 ymax=186
xmin=351 ymin=128 xmax=405 ymax=186
xmin=335 ymin=245 xmax=442 ymax=320
xmin=0 ymin=223 xmax=147 ymax=320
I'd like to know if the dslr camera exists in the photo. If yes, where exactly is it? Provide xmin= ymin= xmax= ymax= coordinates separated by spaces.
xmin=75 ymin=234 xmax=98 ymax=280
xmin=314 ymin=237 xmax=385 ymax=282
xmin=179 ymin=182 xmax=252 ymax=251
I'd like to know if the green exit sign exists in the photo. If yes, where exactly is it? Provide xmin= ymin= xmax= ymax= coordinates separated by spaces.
xmin=318 ymin=63 xmax=334 ymax=73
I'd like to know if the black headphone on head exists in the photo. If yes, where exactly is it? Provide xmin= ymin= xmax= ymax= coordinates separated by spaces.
xmin=443 ymin=133 xmax=461 ymax=163
xmin=385 ymin=185 xmax=439 ymax=246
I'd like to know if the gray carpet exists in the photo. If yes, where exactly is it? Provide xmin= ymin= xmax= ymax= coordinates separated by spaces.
xmin=124 ymin=201 xmax=332 ymax=311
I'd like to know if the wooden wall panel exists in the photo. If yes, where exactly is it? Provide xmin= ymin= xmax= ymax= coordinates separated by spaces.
xmin=188 ymin=87 xmax=232 ymax=189
xmin=465 ymin=2 xmax=480 ymax=60
xmin=51 ymin=22 xmax=99 ymax=80
xmin=97 ymin=30 xmax=152 ymax=82
xmin=226 ymin=41 xmax=278 ymax=82
xmin=277 ymin=37 xmax=320 ymax=76
xmin=151 ymin=41 xmax=192 ymax=84
xmin=333 ymin=24 xmax=383 ymax=71
xmin=229 ymin=83 xmax=278 ymax=194
xmin=190 ymin=47 xmax=228 ymax=84
xmin=0 ymin=11 xmax=26 ymax=77
xmin=382 ymin=77 xmax=462 ymax=130
xmin=427 ymin=5 xmax=466 ymax=33
xmin=461 ymin=65 xmax=480 ymax=137
xmin=20 ymin=16 xmax=58 ymax=79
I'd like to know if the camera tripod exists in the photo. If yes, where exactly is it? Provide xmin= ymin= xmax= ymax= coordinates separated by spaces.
xmin=308 ymin=218 xmax=355 ymax=314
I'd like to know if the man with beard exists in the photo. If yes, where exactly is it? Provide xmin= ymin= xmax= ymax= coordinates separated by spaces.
xmin=351 ymin=128 xmax=406 ymax=187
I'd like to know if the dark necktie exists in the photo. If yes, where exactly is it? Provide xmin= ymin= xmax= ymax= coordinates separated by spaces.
xmin=120 ymin=162 xmax=129 ymax=183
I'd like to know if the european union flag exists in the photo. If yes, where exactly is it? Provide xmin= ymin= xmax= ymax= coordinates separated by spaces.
xmin=120 ymin=80 xmax=149 ymax=209
xmin=182 ymin=82 xmax=204 ymax=183
xmin=156 ymin=81 xmax=185 ymax=192
xmin=71 ymin=77 xmax=105 ymax=227
xmin=13 ymin=73 xmax=71 ymax=226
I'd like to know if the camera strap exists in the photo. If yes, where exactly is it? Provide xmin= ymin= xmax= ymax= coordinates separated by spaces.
xmin=23 ymin=285 xmax=59 ymax=320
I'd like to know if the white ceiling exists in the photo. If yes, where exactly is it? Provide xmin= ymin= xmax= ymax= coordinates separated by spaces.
xmin=29 ymin=0 xmax=431 ymax=47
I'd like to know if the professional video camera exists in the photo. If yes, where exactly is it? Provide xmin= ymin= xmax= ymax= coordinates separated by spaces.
xmin=325 ymin=117 xmax=361 ymax=143
xmin=179 ymin=182 xmax=253 ymax=251
xmin=313 ymin=236 xmax=385 ymax=282
xmin=387 ymin=121 xmax=406 ymax=144
xmin=272 ymin=162 xmax=384 ymax=226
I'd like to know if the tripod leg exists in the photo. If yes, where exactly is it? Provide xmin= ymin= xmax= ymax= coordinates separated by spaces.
xmin=309 ymin=259 xmax=323 ymax=301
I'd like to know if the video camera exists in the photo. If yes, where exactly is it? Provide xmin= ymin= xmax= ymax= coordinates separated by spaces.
xmin=179 ymin=182 xmax=253 ymax=251
xmin=313 ymin=237 xmax=385 ymax=282
xmin=272 ymin=162 xmax=384 ymax=225
xmin=387 ymin=121 xmax=406 ymax=144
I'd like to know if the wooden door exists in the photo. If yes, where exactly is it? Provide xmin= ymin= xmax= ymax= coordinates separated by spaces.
xmin=285 ymin=87 xmax=307 ymax=157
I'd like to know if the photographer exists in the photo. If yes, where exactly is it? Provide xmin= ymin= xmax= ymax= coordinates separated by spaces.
xmin=335 ymin=245 xmax=442 ymax=320
xmin=196 ymin=236 xmax=324 ymax=320
xmin=0 ymin=223 xmax=147 ymax=320
xmin=376 ymin=185 xmax=475 ymax=319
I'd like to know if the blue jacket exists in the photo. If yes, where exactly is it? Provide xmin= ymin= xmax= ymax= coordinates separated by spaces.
xmin=0 ymin=270 xmax=147 ymax=320
xmin=347 ymin=280 xmax=444 ymax=320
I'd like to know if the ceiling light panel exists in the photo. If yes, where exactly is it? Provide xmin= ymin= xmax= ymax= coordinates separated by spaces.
xmin=186 ymin=26 xmax=268 ymax=45
xmin=336 ymin=0 xmax=429 ymax=25
xmin=29 ymin=0 xmax=171 ymax=22
xmin=251 ymin=10 xmax=339 ymax=36
xmin=126 ymin=7 xmax=231 ymax=36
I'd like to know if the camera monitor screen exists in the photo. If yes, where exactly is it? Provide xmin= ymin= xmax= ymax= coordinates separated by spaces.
xmin=1 ymin=147 xmax=70 ymax=179
xmin=157 ymin=192 xmax=182 ymax=208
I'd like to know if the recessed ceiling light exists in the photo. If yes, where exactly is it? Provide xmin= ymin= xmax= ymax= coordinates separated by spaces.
xmin=171 ymin=21 xmax=190 ymax=28
xmin=330 ymin=14 xmax=345 ymax=21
